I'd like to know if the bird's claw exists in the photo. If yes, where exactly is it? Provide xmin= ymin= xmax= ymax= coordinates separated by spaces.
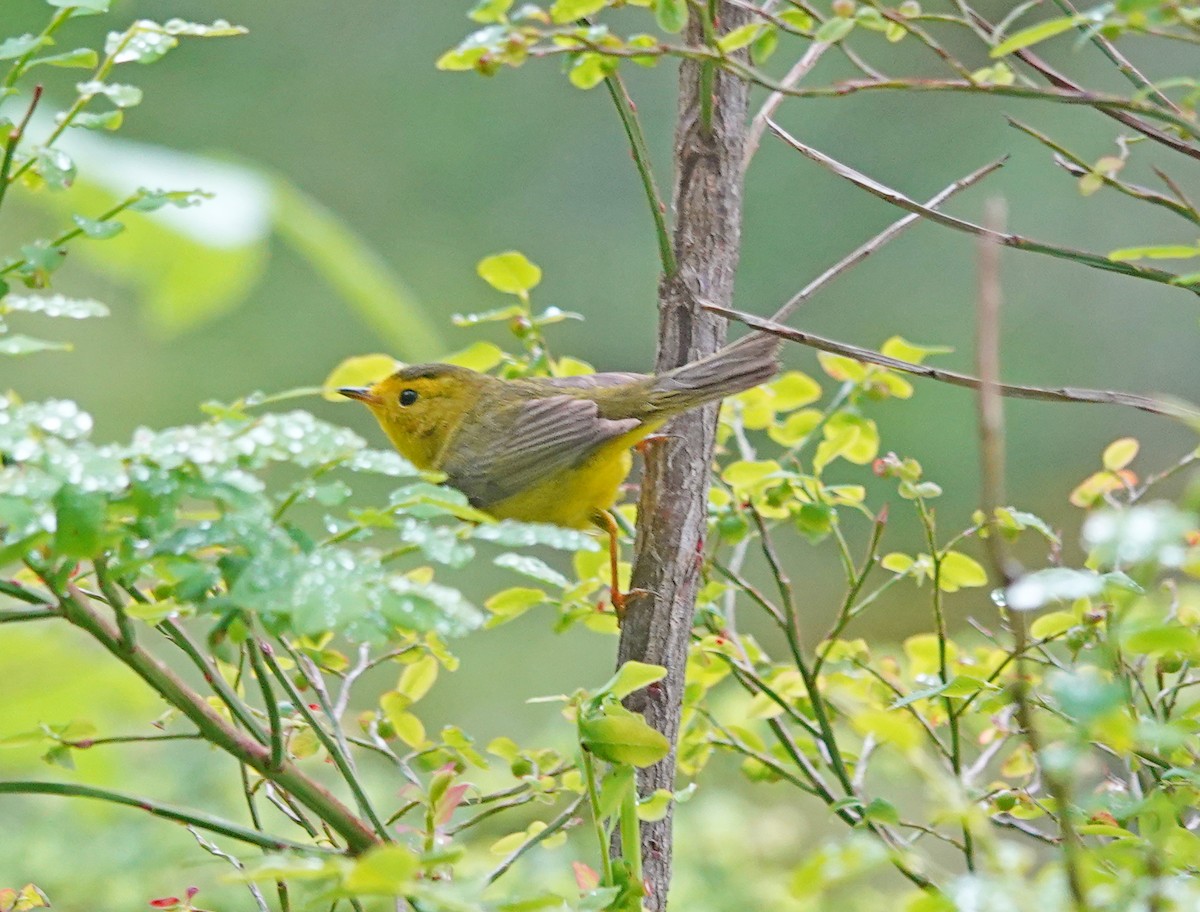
xmin=611 ymin=587 xmax=653 ymax=623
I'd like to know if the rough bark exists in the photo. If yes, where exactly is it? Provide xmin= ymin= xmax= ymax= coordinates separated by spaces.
xmin=615 ymin=5 xmax=751 ymax=909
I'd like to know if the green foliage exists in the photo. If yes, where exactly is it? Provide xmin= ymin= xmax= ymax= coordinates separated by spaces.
xmin=6 ymin=0 xmax=1200 ymax=910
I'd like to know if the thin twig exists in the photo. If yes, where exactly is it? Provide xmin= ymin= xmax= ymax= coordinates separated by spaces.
xmin=976 ymin=197 xmax=1018 ymax=585
xmin=0 ymin=780 xmax=329 ymax=853
xmin=973 ymin=200 xmax=1089 ymax=911
xmin=704 ymin=304 xmax=1200 ymax=421
xmin=260 ymin=644 xmax=391 ymax=842
xmin=187 ymin=827 xmax=273 ymax=912
xmin=0 ymin=606 xmax=56 ymax=623
xmin=743 ymin=41 xmax=831 ymax=169
xmin=248 ymin=642 xmax=285 ymax=772
xmin=1049 ymin=0 xmax=1182 ymax=114
xmin=156 ymin=617 xmax=270 ymax=746
xmin=605 ymin=74 xmax=675 ymax=276
xmin=334 ymin=644 xmax=372 ymax=721
xmin=958 ymin=3 xmax=1200 ymax=163
xmin=0 ymin=84 xmax=43 ymax=211
xmin=766 ymin=120 xmax=1199 ymax=293
xmin=768 ymin=157 xmax=1007 ymax=323
xmin=485 ymin=794 xmax=585 ymax=885
xmin=42 ymin=579 xmax=378 ymax=853
xmin=1007 ymin=118 xmax=1200 ymax=226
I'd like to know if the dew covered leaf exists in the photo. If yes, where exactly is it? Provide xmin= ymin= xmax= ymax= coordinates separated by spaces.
xmin=0 ymin=336 xmax=71 ymax=356
xmin=2 ymin=294 xmax=109 ymax=319
xmin=494 ymin=552 xmax=569 ymax=587
xmin=472 ymin=520 xmax=600 ymax=551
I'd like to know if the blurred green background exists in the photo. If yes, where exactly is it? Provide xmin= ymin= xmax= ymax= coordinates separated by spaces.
xmin=2 ymin=0 xmax=1198 ymax=907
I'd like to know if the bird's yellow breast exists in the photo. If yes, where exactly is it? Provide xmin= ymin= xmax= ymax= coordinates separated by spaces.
xmin=486 ymin=423 xmax=657 ymax=529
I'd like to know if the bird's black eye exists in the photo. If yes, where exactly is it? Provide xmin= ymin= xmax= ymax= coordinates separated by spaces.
xmin=399 ymin=388 xmax=419 ymax=407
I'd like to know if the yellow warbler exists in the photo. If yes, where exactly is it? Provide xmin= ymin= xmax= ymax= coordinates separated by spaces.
xmin=341 ymin=333 xmax=778 ymax=614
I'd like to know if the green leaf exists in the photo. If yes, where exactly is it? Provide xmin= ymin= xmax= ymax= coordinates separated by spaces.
xmin=769 ymin=371 xmax=821 ymax=410
xmin=47 ymin=0 xmax=110 ymax=12
xmin=716 ymin=23 xmax=764 ymax=53
xmin=1103 ymin=437 xmax=1139 ymax=472
xmin=29 ymin=48 xmax=98 ymax=69
xmin=342 ymin=845 xmax=420 ymax=895
xmin=380 ymin=694 xmax=427 ymax=748
xmin=1004 ymin=567 xmax=1105 ymax=611
xmin=71 ymin=214 xmax=124 ymax=239
xmin=938 ymin=551 xmax=987 ymax=592
xmin=568 ymin=53 xmax=612 ymax=90
xmin=1048 ymin=669 xmax=1123 ymax=724
xmin=160 ymin=19 xmax=247 ymax=38
xmin=1029 ymin=610 xmax=1077 ymax=639
xmin=779 ymin=9 xmax=814 ymax=31
xmin=1109 ymin=243 xmax=1200 ymax=261
xmin=579 ymin=710 xmax=669 ymax=766
xmin=862 ymin=797 xmax=900 ymax=825
xmin=0 ymin=35 xmax=46 ymax=60
xmin=485 ymin=586 xmax=547 ymax=620
xmin=721 ymin=459 xmax=782 ymax=495
xmin=990 ymin=16 xmax=1083 ymax=58
xmin=636 ymin=789 xmax=673 ymax=822
xmin=656 ymin=0 xmax=688 ymax=33
xmin=442 ymin=340 xmax=505 ymax=371
xmin=321 ymin=353 xmax=398 ymax=401
xmin=470 ymin=0 xmax=515 ymax=22
xmin=879 ymin=336 xmax=953 ymax=365
xmin=597 ymin=661 xmax=667 ymax=700
xmin=0 ymin=335 xmax=71 ymax=356
xmin=33 ymin=148 xmax=76 ymax=190
xmin=881 ymin=552 xmax=914 ymax=573
xmin=53 ymin=485 xmax=106 ymax=558
xmin=77 ymin=80 xmax=143 ymax=107
xmin=814 ymin=16 xmax=856 ymax=43
xmin=396 ymin=655 xmax=439 ymax=704
xmin=494 ymin=552 xmax=569 ymax=588
xmin=477 ymin=251 xmax=542 ymax=294
xmin=550 ymin=0 xmax=608 ymax=23
xmin=106 ymin=23 xmax=178 ymax=64
xmin=472 ymin=520 xmax=598 ymax=550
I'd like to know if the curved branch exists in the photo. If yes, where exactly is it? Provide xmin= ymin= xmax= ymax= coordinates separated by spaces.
xmin=767 ymin=120 xmax=1200 ymax=295
xmin=0 ymin=780 xmax=332 ymax=854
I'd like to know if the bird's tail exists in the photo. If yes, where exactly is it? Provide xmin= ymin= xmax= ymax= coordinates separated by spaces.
xmin=646 ymin=332 xmax=781 ymax=414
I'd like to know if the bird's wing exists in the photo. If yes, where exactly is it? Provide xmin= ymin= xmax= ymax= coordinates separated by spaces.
xmin=440 ymin=393 xmax=642 ymax=510
xmin=538 ymin=371 xmax=647 ymax=391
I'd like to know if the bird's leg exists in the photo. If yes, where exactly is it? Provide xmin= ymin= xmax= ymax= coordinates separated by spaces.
xmin=594 ymin=509 xmax=650 ymax=623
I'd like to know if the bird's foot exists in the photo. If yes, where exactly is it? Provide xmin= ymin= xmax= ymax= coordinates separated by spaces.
xmin=610 ymin=586 xmax=653 ymax=624
xmin=634 ymin=433 xmax=675 ymax=456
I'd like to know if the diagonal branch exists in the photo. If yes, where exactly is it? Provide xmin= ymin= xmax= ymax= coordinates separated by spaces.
xmin=605 ymin=74 xmax=676 ymax=276
xmin=957 ymin=2 xmax=1200 ymax=163
xmin=0 ymin=780 xmax=331 ymax=854
xmin=767 ymin=120 xmax=1199 ymax=295
xmin=1007 ymin=118 xmax=1200 ymax=227
xmin=48 ymin=584 xmax=380 ymax=854
xmin=702 ymin=303 xmax=1200 ymax=421
xmin=743 ymin=40 xmax=832 ymax=170
xmin=768 ymin=157 xmax=1007 ymax=324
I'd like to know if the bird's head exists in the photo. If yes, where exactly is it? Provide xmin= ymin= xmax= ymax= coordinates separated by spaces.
xmin=340 ymin=363 xmax=487 ymax=469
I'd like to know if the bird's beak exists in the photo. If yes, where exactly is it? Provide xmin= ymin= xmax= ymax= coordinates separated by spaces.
xmin=338 ymin=386 xmax=380 ymax=405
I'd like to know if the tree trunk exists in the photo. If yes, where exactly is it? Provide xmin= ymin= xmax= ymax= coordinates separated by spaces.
xmin=616 ymin=5 xmax=751 ymax=909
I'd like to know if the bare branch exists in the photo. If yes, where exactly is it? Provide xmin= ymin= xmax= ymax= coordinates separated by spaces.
xmin=703 ymin=303 xmax=1200 ymax=421
xmin=743 ymin=40 xmax=831 ymax=170
xmin=770 ymin=157 xmax=1007 ymax=324
xmin=767 ymin=119 xmax=1200 ymax=294
xmin=1007 ymin=118 xmax=1200 ymax=226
